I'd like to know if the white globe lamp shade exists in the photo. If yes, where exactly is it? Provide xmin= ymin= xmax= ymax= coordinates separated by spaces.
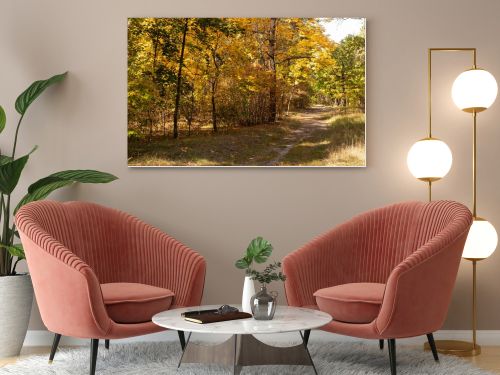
xmin=452 ymin=69 xmax=498 ymax=113
xmin=407 ymin=138 xmax=453 ymax=181
xmin=462 ymin=218 xmax=498 ymax=260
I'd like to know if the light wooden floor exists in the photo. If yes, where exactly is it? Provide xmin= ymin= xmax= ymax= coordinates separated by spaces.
xmin=1 ymin=345 xmax=500 ymax=372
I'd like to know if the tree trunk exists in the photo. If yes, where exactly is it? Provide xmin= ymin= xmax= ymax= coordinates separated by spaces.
xmin=188 ymin=90 xmax=194 ymax=136
xmin=268 ymin=18 xmax=278 ymax=123
xmin=286 ymin=85 xmax=295 ymax=116
xmin=162 ymin=111 xmax=167 ymax=137
xmin=210 ymin=45 xmax=221 ymax=133
xmin=211 ymin=80 xmax=217 ymax=132
xmin=173 ymin=18 xmax=189 ymax=139
xmin=148 ymin=117 xmax=153 ymax=143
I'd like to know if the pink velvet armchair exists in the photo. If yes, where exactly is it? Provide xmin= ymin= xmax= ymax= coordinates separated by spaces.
xmin=283 ymin=200 xmax=472 ymax=375
xmin=16 ymin=200 xmax=206 ymax=375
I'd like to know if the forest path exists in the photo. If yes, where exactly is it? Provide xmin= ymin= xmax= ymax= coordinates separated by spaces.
xmin=267 ymin=105 xmax=333 ymax=166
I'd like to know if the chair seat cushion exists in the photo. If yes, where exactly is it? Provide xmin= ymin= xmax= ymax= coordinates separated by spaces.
xmin=313 ymin=283 xmax=385 ymax=324
xmin=101 ymin=283 xmax=174 ymax=324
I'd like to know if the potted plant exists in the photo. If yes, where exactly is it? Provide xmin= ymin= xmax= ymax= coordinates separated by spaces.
xmin=0 ymin=72 xmax=117 ymax=358
xmin=235 ymin=237 xmax=286 ymax=318
xmin=235 ymin=237 xmax=273 ymax=312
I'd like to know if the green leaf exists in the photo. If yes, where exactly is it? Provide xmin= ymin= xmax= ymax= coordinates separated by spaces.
xmin=0 ymin=105 xmax=5 ymax=134
xmin=0 ymin=155 xmax=13 ymax=166
xmin=15 ymin=72 xmax=67 ymax=115
xmin=14 ymin=169 xmax=117 ymax=214
xmin=28 ymin=170 xmax=117 ymax=193
xmin=235 ymin=258 xmax=250 ymax=269
xmin=0 ymin=147 xmax=37 ymax=194
xmin=16 ymin=180 xmax=73 ymax=213
xmin=0 ymin=244 xmax=25 ymax=259
xmin=246 ymin=237 xmax=273 ymax=264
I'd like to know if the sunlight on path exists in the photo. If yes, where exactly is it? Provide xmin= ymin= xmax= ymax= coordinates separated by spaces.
xmin=266 ymin=106 xmax=333 ymax=166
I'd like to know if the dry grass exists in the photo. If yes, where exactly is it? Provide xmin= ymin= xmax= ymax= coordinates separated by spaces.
xmin=128 ymin=110 xmax=365 ymax=167
xmin=128 ymin=119 xmax=302 ymax=166
xmin=279 ymin=113 xmax=365 ymax=166
xmin=325 ymin=142 xmax=365 ymax=166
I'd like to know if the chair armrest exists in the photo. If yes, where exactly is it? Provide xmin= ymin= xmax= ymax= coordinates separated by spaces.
xmin=18 ymin=231 xmax=111 ymax=339
xmin=283 ymin=220 xmax=357 ymax=307
xmin=126 ymin=219 xmax=206 ymax=307
xmin=375 ymin=227 xmax=470 ymax=338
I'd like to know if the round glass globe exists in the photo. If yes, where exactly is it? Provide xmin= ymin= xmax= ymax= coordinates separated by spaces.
xmin=462 ymin=218 xmax=498 ymax=259
xmin=407 ymin=138 xmax=453 ymax=181
xmin=452 ymin=69 xmax=498 ymax=112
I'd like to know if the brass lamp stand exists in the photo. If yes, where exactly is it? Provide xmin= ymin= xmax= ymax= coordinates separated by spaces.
xmin=419 ymin=47 xmax=497 ymax=357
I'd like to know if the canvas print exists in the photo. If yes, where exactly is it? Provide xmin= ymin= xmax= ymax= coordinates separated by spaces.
xmin=128 ymin=18 xmax=366 ymax=167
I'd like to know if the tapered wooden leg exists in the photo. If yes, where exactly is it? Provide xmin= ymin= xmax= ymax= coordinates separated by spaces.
xmin=379 ymin=339 xmax=384 ymax=350
xmin=105 ymin=339 xmax=110 ymax=350
xmin=426 ymin=333 xmax=439 ymax=362
xmin=303 ymin=329 xmax=311 ymax=347
xmin=388 ymin=339 xmax=396 ymax=375
xmin=90 ymin=339 xmax=99 ymax=375
xmin=177 ymin=330 xmax=186 ymax=350
xmin=48 ymin=333 xmax=62 ymax=363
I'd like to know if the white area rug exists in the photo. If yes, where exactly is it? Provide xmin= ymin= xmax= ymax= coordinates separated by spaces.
xmin=0 ymin=341 xmax=494 ymax=374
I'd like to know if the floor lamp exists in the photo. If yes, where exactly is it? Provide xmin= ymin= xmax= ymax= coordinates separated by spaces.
xmin=407 ymin=48 xmax=498 ymax=357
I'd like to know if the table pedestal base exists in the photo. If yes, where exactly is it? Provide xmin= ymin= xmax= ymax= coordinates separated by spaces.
xmin=178 ymin=332 xmax=317 ymax=374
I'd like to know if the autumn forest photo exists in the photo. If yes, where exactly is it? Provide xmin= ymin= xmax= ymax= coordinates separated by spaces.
xmin=128 ymin=17 xmax=366 ymax=166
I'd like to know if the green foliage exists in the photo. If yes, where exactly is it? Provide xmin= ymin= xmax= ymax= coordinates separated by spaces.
xmin=0 ymin=73 xmax=117 ymax=276
xmin=15 ymin=170 xmax=118 ymax=214
xmin=0 ymin=150 xmax=33 ymax=194
xmin=235 ymin=237 xmax=286 ymax=286
xmin=316 ymin=35 xmax=365 ymax=110
xmin=0 ymin=106 xmax=5 ymax=134
xmin=248 ymin=261 xmax=286 ymax=285
xmin=15 ymin=72 xmax=67 ymax=115
xmin=0 ymin=244 xmax=24 ymax=259
xmin=235 ymin=236 xmax=273 ymax=273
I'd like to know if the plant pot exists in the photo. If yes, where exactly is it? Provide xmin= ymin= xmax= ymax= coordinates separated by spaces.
xmin=0 ymin=274 xmax=33 ymax=358
xmin=241 ymin=276 xmax=255 ymax=313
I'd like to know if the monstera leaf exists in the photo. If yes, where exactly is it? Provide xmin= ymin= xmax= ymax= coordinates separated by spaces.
xmin=246 ymin=236 xmax=273 ymax=263
xmin=235 ymin=236 xmax=274 ymax=269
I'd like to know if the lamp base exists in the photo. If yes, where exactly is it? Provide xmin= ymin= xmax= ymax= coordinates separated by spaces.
xmin=424 ymin=340 xmax=481 ymax=357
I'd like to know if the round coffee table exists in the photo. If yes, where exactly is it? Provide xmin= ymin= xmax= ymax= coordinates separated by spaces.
xmin=153 ymin=305 xmax=331 ymax=374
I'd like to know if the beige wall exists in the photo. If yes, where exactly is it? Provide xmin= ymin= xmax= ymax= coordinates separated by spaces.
xmin=2 ymin=0 xmax=500 ymax=331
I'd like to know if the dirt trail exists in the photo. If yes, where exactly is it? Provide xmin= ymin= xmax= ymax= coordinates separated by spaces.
xmin=267 ymin=105 xmax=333 ymax=166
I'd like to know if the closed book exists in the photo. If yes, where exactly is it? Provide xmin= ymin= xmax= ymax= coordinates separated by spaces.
xmin=183 ymin=311 xmax=252 ymax=324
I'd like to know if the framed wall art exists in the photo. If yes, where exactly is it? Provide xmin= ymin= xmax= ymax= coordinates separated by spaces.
xmin=128 ymin=17 xmax=366 ymax=167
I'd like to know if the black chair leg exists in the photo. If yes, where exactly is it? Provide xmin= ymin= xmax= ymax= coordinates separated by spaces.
xmin=426 ymin=333 xmax=439 ymax=362
xmin=105 ymin=339 xmax=110 ymax=350
xmin=48 ymin=333 xmax=62 ymax=363
xmin=388 ymin=339 xmax=396 ymax=375
xmin=177 ymin=330 xmax=186 ymax=350
xmin=90 ymin=339 xmax=99 ymax=375
xmin=379 ymin=339 xmax=384 ymax=350
xmin=303 ymin=329 xmax=311 ymax=347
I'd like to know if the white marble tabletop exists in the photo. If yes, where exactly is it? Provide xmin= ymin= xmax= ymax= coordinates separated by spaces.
xmin=152 ymin=305 xmax=332 ymax=335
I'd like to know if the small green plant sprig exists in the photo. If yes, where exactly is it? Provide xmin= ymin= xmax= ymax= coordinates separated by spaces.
xmin=235 ymin=237 xmax=286 ymax=285
xmin=248 ymin=261 xmax=286 ymax=285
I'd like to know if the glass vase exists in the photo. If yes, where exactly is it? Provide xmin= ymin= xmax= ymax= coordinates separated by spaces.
xmin=250 ymin=285 xmax=278 ymax=320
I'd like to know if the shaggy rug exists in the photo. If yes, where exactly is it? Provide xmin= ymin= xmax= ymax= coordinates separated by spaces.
xmin=0 ymin=341 xmax=494 ymax=374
